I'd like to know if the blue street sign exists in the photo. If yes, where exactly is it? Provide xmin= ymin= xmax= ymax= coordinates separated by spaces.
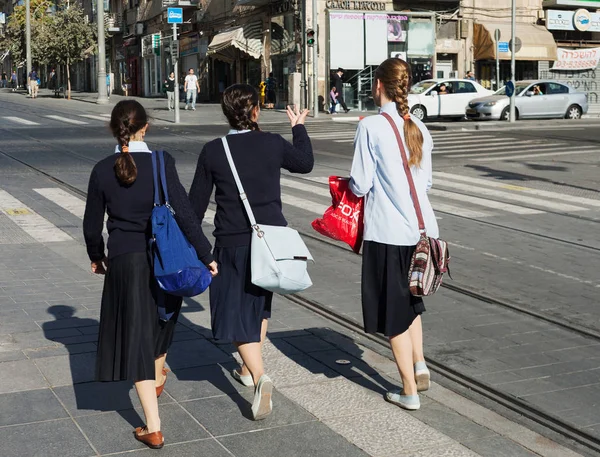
xmin=167 ymin=7 xmax=183 ymax=24
xmin=506 ymin=81 xmax=515 ymax=98
xmin=498 ymin=41 xmax=509 ymax=53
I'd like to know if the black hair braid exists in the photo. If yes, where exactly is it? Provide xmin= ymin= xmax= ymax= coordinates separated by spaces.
xmin=221 ymin=84 xmax=260 ymax=131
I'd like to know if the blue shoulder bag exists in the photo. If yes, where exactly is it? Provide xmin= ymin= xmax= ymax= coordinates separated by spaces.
xmin=150 ymin=150 xmax=212 ymax=297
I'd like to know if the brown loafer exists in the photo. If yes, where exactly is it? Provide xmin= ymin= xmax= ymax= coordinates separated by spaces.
xmin=156 ymin=368 xmax=170 ymax=398
xmin=134 ymin=426 xmax=164 ymax=449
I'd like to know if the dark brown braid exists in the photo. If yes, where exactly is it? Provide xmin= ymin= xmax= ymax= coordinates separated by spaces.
xmin=221 ymin=84 xmax=261 ymax=131
xmin=374 ymin=58 xmax=424 ymax=167
xmin=109 ymin=100 xmax=148 ymax=185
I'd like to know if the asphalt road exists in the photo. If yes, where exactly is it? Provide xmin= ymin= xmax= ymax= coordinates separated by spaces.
xmin=2 ymin=90 xmax=600 ymax=450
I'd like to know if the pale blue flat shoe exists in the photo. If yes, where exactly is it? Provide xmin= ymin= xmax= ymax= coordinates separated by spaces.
xmin=231 ymin=368 xmax=254 ymax=387
xmin=252 ymin=375 xmax=273 ymax=420
xmin=414 ymin=361 xmax=431 ymax=392
xmin=385 ymin=391 xmax=420 ymax=410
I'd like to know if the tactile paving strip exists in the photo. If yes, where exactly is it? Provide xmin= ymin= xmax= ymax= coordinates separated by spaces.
xmin=0 ymin=212 xmax=36 ymax=244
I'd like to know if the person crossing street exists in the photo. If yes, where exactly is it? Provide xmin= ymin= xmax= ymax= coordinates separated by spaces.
xmin=184 ymin=68 xmax=200 ymax=111
xmin=164 ymin=72 xmax=176 ymax=111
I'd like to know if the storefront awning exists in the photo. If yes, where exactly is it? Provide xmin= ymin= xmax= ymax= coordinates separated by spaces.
xmin=207 ymin=22 xmax=263 ymax=61
xmin=474 ymin=22 xmax=558 ymax=61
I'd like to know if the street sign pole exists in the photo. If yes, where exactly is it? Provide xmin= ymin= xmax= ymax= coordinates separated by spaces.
xmin=494 ymin=29 xmax=501 ymax=92
xmin=312 ymin=0 xmax=318 ymax=118
xmin=168 ymin=7 xmax=183 ymax=124
xmin=173 ymin=23 xmax=180 ymax=124
xmin=509 ymin=0 xmax=516 ymax=123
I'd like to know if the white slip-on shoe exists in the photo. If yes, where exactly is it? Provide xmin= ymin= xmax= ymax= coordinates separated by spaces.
xmin=414 ymin=361 xmax=431 ymax=392
xmin=385 ymin=391 xmax=420 ymax=411
xmin=252 ymin=375 xmax=273 ymax=420
xmin=231 ymin=368 xmax=254 ymax=387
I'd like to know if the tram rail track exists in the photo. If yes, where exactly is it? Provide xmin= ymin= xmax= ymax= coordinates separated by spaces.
xmin=2 ymin=147 xmax=600 ymax=454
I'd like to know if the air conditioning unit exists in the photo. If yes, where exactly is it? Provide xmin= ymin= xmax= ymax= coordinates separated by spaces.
xmin=135 ymin=22 xmax=144 ymax=35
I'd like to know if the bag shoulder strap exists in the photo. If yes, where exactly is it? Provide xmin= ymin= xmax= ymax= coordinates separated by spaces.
xmin=151 ymin=150 xmax=170 ymax=207
xmin=381 ymin=112 xmax=426 ymax=234
xmin=221 ymin=136 xmax=257 ymax=227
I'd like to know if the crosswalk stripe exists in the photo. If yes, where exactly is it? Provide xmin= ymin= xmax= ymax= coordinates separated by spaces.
xmin=3 ymin=116 xmax=40 ymax=126
xmin=449 ymin=145 xmax=597 ymax=158
xmin=45 ymin=115 xmax=88 ymax=125
xmin=33 ymin=188 xmax=85 ymax=218
xmin=433 ymin=136 xmax=500 ymax=145
xmin=434 ymin=140 xmax=542 ymax=153
xmin=472 ymin=149 xmax=600 ymax=161
xmin=428 ymin=189 xmax=543 ymax=215
xmin=281 ymin=194 xmax=328 ymax=214
xmin=80 ymin=114 xmax=110 ymax=122
xmin=0 ymin=189 xmax=72 ymax=242
xmin=302 ymin=177 xmax=330 ymax=185
xmin=436 ymin=180 xmax=587 ymax=212
xmin=281 ymin=177 xmax=330 ymax=198
xmin=434 ymin=172 xmax=600 ymax=208
xmin=431 ymin=201 xmax=491 ymax=218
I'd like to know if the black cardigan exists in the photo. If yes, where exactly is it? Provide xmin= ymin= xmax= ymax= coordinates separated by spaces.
xmin=83 ymin=151 xmax=214 ymax=265
xmin=189 ymin=125 xmax=313 ymax=247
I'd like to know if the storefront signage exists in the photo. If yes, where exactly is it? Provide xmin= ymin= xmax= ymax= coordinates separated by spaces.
xmin=180 ymin=34 xmax=200 ymax=57
xmin=326 ymin=0 xmax=386 ymax=11
xmin=387 ymin=15 xmax=408 ymax=42
xmin=167 ymin=7 xmax=183 ymax=24
xmin=546 ymin=9 xmax=600 ymax=31
xmin=552 ymin=47 xmax=600 ymax=70
xmin=270 ymin=0 xmax=296 ymax=15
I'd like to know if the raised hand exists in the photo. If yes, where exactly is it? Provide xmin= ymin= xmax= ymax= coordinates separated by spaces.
xmin=286 ymin=105 xmax=310 ymax=127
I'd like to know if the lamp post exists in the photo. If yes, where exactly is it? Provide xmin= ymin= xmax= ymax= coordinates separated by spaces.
xmin=509 ymin=0 xmax=516 ymax=123
xmin=96 ymin=0 xmax=108 ymax=104
xmin=25 ymin=0 xmax=32 ymax=88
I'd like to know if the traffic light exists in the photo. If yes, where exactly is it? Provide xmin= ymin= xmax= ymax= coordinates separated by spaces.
xmin=307 ymin=29 xmax=315 ymax=47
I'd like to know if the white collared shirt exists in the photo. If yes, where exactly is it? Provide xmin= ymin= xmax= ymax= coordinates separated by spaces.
xmin=114 ymin=141 xmax=152 ymax=154
xmin=349 ymin=102 xmax=439 ymax=246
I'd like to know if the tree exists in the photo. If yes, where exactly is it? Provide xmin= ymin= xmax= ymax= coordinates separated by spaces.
xmin=38 ymin=1 xmax=96 ymax=99
xmin=0 ymin=0 xmax=53 ymax=66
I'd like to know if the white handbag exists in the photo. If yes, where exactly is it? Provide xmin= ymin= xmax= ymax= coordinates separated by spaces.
xmin=221 ymin=136 xmax=314 ymax=294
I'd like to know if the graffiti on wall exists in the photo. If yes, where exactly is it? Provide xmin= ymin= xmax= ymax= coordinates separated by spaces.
xmin=540 ymin=68 xmax=599 ymax=104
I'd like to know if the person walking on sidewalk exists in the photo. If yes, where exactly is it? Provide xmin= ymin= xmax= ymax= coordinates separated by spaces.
xmin=106 ymin=73 xmax=111 ymax=100
xmin=1 ymin=71 xmax=6 ymax=88
xmin=332 ymin=68 xmax=350 ymax=113
xmin=349 ymin=58 xmax=437 ymax=411
xmin=189 ymin=84 xmax=313 ymax=421
xmin=10 ymin=71 xmax=17 ymax=92
xmin=83 ymin=100 xmax=217 ymax=449
xmin=28 ymin=68 xmax=39 ymax=98
xmin=184 ymin=68 xmax=200 ymax=110
xmin=164 ymin=72 xmax=175 ymax=111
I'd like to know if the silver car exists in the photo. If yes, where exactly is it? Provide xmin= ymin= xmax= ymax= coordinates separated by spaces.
xmin=466 ymin=80 xmax=588 ymax=121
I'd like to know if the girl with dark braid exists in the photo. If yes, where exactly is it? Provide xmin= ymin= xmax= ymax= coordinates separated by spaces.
xmin=83 ymin=100 xmax=217 ymax=449
xmin=350 ymin=58 xmax=439 ymax=411
xmin=189 ymin=84 xmax=313 ymax=420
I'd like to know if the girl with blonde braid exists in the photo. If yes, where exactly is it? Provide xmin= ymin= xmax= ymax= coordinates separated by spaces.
xmin=349 ymin=58 xmax=439 ymax=411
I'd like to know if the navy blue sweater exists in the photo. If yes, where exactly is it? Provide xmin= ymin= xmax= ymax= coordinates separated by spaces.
xmin=189 ymin=125 xmax=313 ymax=247
xmin=83 ymin=151 xmax=214 ymax=265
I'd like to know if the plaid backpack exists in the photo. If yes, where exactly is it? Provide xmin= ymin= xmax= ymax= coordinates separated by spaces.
xmin=381 ymin=113 xmax=450 ymax=296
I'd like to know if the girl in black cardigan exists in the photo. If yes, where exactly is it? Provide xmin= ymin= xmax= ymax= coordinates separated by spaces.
xmin=189 ymin=84 xmax=313 ymax=421
xmin=83 ymin=100 xmax=217 ymax=449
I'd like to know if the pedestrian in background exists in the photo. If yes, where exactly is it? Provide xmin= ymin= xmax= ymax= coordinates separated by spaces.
xmin=259 ymin=80 xmax=266 ymax=108
xmin=265 ymin=72 xmax=276 ymax=108
xmin=11 ymin=71 xmax=17 ymax=91
xmin=48 ymin=68 xmax=57 ymax=91
xmin=329 ymin=86 xmax=338 ymax=114
xmin=164 ymin=72 xmax=175 ymax=111
xmin=332 ymin=68 xmax=350 ymax=113
xmin=83 ymin=100 xmax=217 ymax=449
xmin=1 ymin=71 xmax=6 ymax=88
xmin=466 ymin=70 xmax=476 ymax=81
xmin=184 ymin=68 xmax=200 ymax=110
xmin=28 ymin=68 xmax=39 ymax=98
xmin=106 ymin=73 xmax=111 ymax=100
xmin=189 ymin=84 xmax=313 ymax=421
xmin=350 ymin=58 xmax=438 ymax=411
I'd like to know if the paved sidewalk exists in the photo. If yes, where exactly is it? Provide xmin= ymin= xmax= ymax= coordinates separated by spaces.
xmin=0 ymin=229 xmax=586 ymax=455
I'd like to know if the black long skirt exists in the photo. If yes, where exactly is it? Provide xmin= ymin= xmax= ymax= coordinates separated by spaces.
xmin=209 ymin=245 xmax=272 ymax=343
xmin=361 ymin=241 xmax=425 ymax=337
xmin=96 ymin=252 xmax=182 ymax=382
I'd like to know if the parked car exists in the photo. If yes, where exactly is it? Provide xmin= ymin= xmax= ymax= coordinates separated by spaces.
xmin=408 ymin=79 xmax=494 ymax=121
xmin=466 ymin=80 xmax=588 ymax=121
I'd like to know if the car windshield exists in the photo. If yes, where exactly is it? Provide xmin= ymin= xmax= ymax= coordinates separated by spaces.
xmin=495 ymin=83 xmax=531 ymax=96
xmin=410 ymin=81 xmax=437 ymax=94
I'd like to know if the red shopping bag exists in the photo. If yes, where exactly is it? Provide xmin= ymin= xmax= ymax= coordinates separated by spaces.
xmin=312 ymin=176 xmax=364 ymax=253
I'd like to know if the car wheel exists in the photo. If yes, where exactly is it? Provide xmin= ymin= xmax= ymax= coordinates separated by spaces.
xmin=566 ymin=105 xmax=582 ymax=120
xmin=410 ymin=105 xmax=427 ymax=121
xmin=501 ymin=107 xmax=518 ymax=121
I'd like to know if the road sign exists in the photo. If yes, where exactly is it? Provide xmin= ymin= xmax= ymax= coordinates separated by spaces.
xmin=170 ymin=41 xmax=179 ymax=57
xmin=506 ymin=81 xmax=515 ymax=98
xmin=494 ymin=29 xmax=501 ymax=41
xmin=167 ymin=7 xmax=183 ymax=24
xmin=498 ymin=41 xmax=509 ymax=53
xmin=509 ymin=37 xmax=522 ymax=53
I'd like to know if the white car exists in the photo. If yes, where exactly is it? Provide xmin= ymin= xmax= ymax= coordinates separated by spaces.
xmin=408 ymin=79 xmax=494 ymax=121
